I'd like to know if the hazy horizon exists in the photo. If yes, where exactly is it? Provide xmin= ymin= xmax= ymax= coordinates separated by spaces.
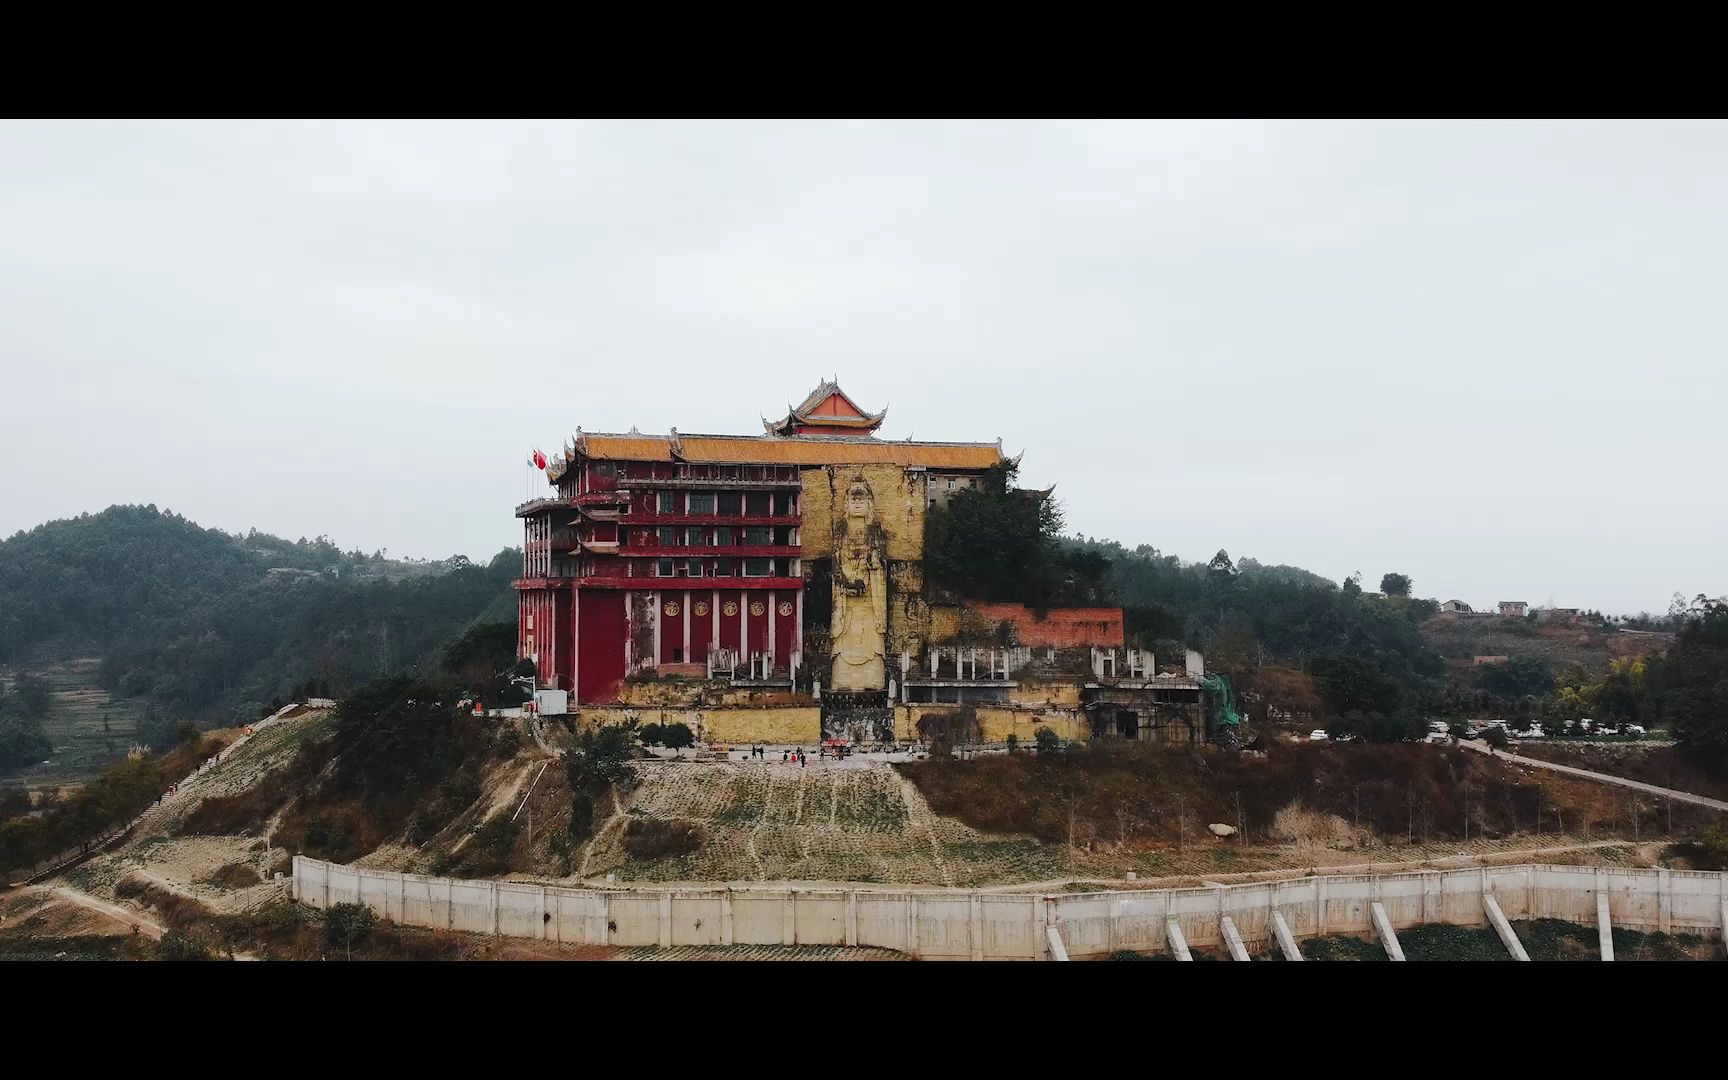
xmin=2 ymin=120 xmax=1722 ymax=615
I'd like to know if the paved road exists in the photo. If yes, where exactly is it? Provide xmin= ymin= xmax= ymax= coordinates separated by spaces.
xmin=1463 ymin=740 xmax=1728 ymax=813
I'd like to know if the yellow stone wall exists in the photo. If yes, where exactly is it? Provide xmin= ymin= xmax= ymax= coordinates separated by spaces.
xmin=892 ymin=703 xmax=1090 ymax=743
xmin=800 ymin=464 xmax=926 ymax=562
xmin=614 ymin=679 xmax=815 ymax=709
xmin=578 ymin=705 xmax=822 ymax=745
xmin=1009 ymin=679 xmax=1083 ymax=708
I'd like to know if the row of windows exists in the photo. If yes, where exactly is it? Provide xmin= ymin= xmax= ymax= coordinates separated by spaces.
xmin=656 ymin=491 xmax=796 ymax=516
xmin=646 ymin=525 xmax=788 ymax=547
xmin=655 ymin=557 xmax=782 ymax=578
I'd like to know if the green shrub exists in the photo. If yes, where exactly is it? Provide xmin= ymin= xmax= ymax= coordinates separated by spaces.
xmin=1033 ymin=727 xmax=1063 ymax=755
xmin=156 ymin=930 xmax=215 ymax=961
xmin=323 ymin=902 xmax=377 ymax=956
xmin=1483 ymin=726 xmax=1510 ymax=750
xmin=661 ymin=722 xmax=695 ymax=749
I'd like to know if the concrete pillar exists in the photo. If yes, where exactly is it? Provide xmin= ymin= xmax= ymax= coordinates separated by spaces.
xmin=1272 ymin=912 xmax=1303 ymax=961
xmin=1046 ymin=926 xmax=1070 ymax=961
xmin=1597 ymin=892 xmax=1614 ymax=961
xmin=846 ymin=891 xmax=859 ymax=947
xmin=1483 ymin=894 xmax=1530 ymax=961
xmin=659 ymin=892 xmax=672 ymax=948
xmin=1315 ymin=876 xmax=1327 ymax=935
xmin=1220 ymin=916 xmax=1250 ymax=961
xmin=1371 ymin=902 xmax=1406 ymax=961
xmin=721 ymin=890 xmax=734 ymax=946
xmin=600 ymin=893 xmax=611 ymax=946
xmin=783 ymin=889 xmax=796 ymax=946
xmin=489 ymin=881 xmax=499 ymax=936
xmin=445 ymin=878 xmax=454 ymax=931
xmin=970 ymin=893 xmax=984 ymax=961
xmin=1166 ymin=919 xmax=1193 ymax=961
xmin=1658 ymin=867 xmax=1672 ymax=934
xmin=537 ymin=887 xmax=548 ymax=941
xmin=906 ymin=894 xmax=919 ymax=958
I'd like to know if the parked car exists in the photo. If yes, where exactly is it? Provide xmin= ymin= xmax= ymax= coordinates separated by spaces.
xmin=1308 ymin=729 xmax=1330 ymax=742
xmin=1624 ymin=724 xmax=1647 ymax=737
xmin=1423 ymin=732 xmax=1451 ymax=744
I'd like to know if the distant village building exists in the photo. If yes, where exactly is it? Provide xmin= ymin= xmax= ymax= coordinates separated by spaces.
xmin=1498 ymin=601 xmax=1528 ymax=617
xmin=1440 ymin=599 xmax=1473 ymax=614
xmin=514 ymin=380 xmax=1208 ymax=745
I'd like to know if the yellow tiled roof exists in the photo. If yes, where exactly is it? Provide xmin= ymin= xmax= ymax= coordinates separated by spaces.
xmin=678 ymin=436 xmax=1000 ymax=469
xmin=578 ymin=435 xmax=674 ymax=461
xmin=575 ymin=432 xmax=1002 ymax=470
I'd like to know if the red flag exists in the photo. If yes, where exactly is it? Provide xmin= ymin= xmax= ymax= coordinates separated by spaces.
xmin=532 ymin=449 xmax=547 ymax=470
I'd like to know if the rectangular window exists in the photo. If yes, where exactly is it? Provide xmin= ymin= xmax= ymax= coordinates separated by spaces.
xmin=743 ymin=557 xmax=772 ymax=577
xmin=713 ymin=526 xmax=732 ymax=546
xmin=773 ymin=492 xmax=793 ymax=515
xmin=657 ymin=558 xmax=674 ymax=577
xmin=718 ymin=492 xmax=741 ymax=515
xmin=687 ymin=492 xmax=715 ymax=514
xmin=686 ymin=561 xmax=703 ymax=578
xmin=744 ymin=526 xmax=772 ymax=546
xmin=657 ymin=491 xmax=677 ymax=514
xmin=686 ymin=527 xmax=704 ymax=546
xmin=657 ymin=526 xmax=678 ymax=547
xmin=715 ymin=558 xmax=733 ymax=577
xmin=745 ymin=492 xmax=770 ymax=515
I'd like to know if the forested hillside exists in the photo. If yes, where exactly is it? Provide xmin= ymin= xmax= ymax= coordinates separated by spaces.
xmin=0 ymin=506 xmax=517 ymax=748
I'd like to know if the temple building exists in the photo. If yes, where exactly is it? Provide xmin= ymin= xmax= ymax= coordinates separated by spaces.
xmin=516 ymin=380 xmax=1002 ymax=706
xmin=516 ymin=380 xmax=1208 ymax=745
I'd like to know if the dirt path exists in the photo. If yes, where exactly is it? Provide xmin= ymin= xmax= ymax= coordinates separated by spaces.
xmin=47 ymin=885 xmax=165 ymax=940
xmin=979 ymin=839 xmax=1650 ymax=893
xmin=1464 ymin=741 xmax=1728 ymax=813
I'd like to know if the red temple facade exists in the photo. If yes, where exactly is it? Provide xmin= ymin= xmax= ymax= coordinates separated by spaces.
xmin=515 ymin=381 xmax=1004 ymax=705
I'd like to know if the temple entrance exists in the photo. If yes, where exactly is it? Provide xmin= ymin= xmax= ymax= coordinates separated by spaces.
xmin=821 ymin=690 xmax=892 ymax=743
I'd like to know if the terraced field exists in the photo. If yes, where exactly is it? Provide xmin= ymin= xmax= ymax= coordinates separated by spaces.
xmin=581 ymin=761 xmax=1079 ymax=886
xmin=1 ymin=657 xmax=143 ymax=789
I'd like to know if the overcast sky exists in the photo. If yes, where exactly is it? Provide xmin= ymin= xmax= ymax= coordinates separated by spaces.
xmin=1 ymin=120 xmax=1721 ymax=614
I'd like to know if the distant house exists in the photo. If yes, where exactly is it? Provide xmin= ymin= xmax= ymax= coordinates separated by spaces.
xmin=1498 ymin=601 xmax=1528 ymax=618
xmin=1472 ymin=655 xmax=1511 ymax=666
xmin=1440 ymin=600 xmax=1473 ymax=614
xmin=1535 ymin=607 xmax=1582 ymax=624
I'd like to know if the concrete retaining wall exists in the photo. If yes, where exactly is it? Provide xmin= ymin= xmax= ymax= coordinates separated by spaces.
xmin=293 ymin=857 xmax=1728 ymax=959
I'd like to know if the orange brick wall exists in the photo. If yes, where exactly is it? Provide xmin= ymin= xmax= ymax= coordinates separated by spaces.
xmin=965 ymin=602 xmax=1124 ymax=648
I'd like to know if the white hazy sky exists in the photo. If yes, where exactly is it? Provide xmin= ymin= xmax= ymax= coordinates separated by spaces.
xmin=1 ymin=120 xmax=1722 ymax=615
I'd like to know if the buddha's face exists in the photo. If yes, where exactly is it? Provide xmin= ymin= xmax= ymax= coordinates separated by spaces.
xmin=845 ymin=481 xmax=872 ymax=522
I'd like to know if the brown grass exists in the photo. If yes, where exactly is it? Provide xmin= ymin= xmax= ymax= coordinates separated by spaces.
xmin=898 ymin=743 xmax=1716 ymax=850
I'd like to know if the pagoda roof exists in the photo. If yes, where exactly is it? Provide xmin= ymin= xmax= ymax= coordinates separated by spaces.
xmin=566 ymin=430 xmax=1004 ymax=471
xmin=764 ymin=378 xmax=886 ymax=436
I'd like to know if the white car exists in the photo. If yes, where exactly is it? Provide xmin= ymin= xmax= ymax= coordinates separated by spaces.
xmin=1424 ymin=732 xmax=1451 ymax=744
xmin=1308 ymin=729 xmax=1330 ymax=742
xmin=1624 ymin=724 xmax=1647 ymax=736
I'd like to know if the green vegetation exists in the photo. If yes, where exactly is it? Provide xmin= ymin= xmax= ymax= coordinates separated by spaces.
xmin=0 ymin=673 xmax=53 ymax=772
xmin=0 ymin=505 xmax=518 ymax=745
xmin=638 ymin=722 xmax=694 ymax=749
xmin=322 ymin=902 xmax=377 ymax=958
xmin=925 ymin=461 xmax=1111 ymax=608
xmin=0 ymin=735 xmax=220 ymax=875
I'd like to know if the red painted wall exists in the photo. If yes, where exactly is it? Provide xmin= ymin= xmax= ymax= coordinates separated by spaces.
xmin=658 ymin=591 xmax=686 ymax=664
xmin=577 ymin=590 xmax=627 ymax=704
xmin=718 ymin=589 xmax=742 ymax=654
xmin=745 ymin=594 xmax=769 ymax=657
xmin=688 ymin=591 xmax=714 ymax=664
xmin=773 ymin=593 xmax=797 ymax=671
